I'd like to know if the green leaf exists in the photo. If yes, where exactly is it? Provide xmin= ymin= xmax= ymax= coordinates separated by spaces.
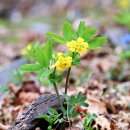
xmin=62 ymin=106 xmax=67 ymax=115
xmin=119 ymin=51 xmax=130 ymax=60
xmin=77 ymin=91 xmax=82 ymax=100
xmin=0 ymin=85 xmax=9 ymax=95
xmin=48 ymin=108 xmax=58 ymax=115
xmin=84 ymin=113 xmax=97 ymax=128
xmin=62 ymin=21 xmax=78 ymax=41
xmin=32 ymin=41 xmax=53 ymax=68
xmin=72 ymin=54 xmax=80 ymax=66
xmin=33 ymin=44 xmax=46 ymax=65
xmin=88 ymin=36 xmax=107 ymax=50
xmin=80 ymin=102 xmax=89 ymax=107
xmin=47 ymin=126 xmax=52 ymax=130
xmin=69 ymin=92 xmax=88 ymax=109
xmin=91 ymin=113 xmax=97 ymax=119
xmin=39 ymin=69 xmax=53 ymax=77
xmin=46 ymin=32 xmax=66 ymax=43
xmin=73 ymin=59 xmax=80 ymax=66
xmin=38 ymin=114 xmax=49 ymax=121
xmin=68 ymin=106 xmax=74 ymax=114
xmin=43 ymin=39 xmax=53 ymax=67
xmin=78 ymin=21 xmax=85 ymax=37
xmin=49 ymin=75 xmax=62 ymax=83
xmin=63 ymin=94 xmax=69 ymax=101
xmin=114 ymin=11 xmax=130 ymax=27
xmin=71 ymin=112 xmax=79 ymax=118
xmin=19 ymin=64 xmax=43 ymax=72
xmin=83 ymin=26 xmax=97 ymax=41
xmin=58 ymin=118 xmax=64 ymax=123
xmin=69 ymin=96 xmax=76 ymax=105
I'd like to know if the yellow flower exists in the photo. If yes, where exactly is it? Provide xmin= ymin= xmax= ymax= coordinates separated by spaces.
xmin=57 ymin=52 xmax=63 ymax=57
xmin=50 ymin=56 xmax=72 ymax=71
xmin=52 ymin=52 xmax=63 ymax=59
xmin=118 ymin=0 xmax=129 ymax=8
xmin=21 ymin=44 xmax=32 ymax=55
xmin=77 ymin=37 xmax=84 ymax=43
xmin=67 ymin=37 xmax=89 ymax=54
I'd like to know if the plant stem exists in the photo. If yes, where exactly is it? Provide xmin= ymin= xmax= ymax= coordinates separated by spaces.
xmin=53 ymin=82 xmax=64 ymax=111
xmin=65 ymin=53 xmax=75 ymax=94
xmin=52 ymin=68 xmax=64 ymax=112
xmin=67 ymin=103 xmax=71 ymax=130
xmin=65 ymin=67 xmax=71 ymax=94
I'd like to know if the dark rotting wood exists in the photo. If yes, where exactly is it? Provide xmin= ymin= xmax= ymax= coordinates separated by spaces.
xmin=8 ymin=94 xmax=64 ymax=130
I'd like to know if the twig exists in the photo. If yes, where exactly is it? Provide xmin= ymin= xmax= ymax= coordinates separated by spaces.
xmin=52 ymin=68 xmax=64 ymax=112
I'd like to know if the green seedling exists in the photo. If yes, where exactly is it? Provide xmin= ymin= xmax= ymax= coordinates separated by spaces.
xmin=10 ymin=70 xmax=24 ymax=86
xmin=0 ymin=85 xmax=9 ymax=95
xmin=39 ymin=108 xmax=61 ymax=130
xmin=84 ymin=113 xmax=97 ymax=130
xmin=114 ymin=10 xmax=130 ymax=30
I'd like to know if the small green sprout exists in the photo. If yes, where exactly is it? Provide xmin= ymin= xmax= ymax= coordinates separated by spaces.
xmin=0 ymin=85 xmax=9 ymax=95
xmin=63 ymin=92 xmax=89 ymax=119
xmin=11 ymin=70 xmax=24 ymax=86
xmin=84 ymin=113 xmax=97 ymax=130
xmin=39 ymin=108 xmax=61 ymax=130
xmin=119 ymin=50 xmax=130 ymax=60
xmin=114 ymin=10 xmax=130 ymax=30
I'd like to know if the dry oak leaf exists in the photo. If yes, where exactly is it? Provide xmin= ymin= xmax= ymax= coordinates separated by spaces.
xmin=86 ymin=95 xmax=107 ymax=114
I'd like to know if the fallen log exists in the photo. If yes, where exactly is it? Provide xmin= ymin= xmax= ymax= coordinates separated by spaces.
xmin=8 ymin=94 xmax=64 ymax=130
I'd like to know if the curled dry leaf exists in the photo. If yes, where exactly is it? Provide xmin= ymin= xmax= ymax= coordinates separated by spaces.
xmin=86 ymin=96 xmax=107 ymax=114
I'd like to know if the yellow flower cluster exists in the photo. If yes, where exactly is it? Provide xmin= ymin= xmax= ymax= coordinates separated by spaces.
xmin=52 ymin=52 xmax=63 ymax=59
xmin=118 ymin=0 xmax=129 ymax=8
xmin=67 ymin=37 xmax=89 ymax=54
xmin=21 ymin=44 xmax=32 ymax=55
xmin=51 ymin=55 xmax=72 ymax=71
